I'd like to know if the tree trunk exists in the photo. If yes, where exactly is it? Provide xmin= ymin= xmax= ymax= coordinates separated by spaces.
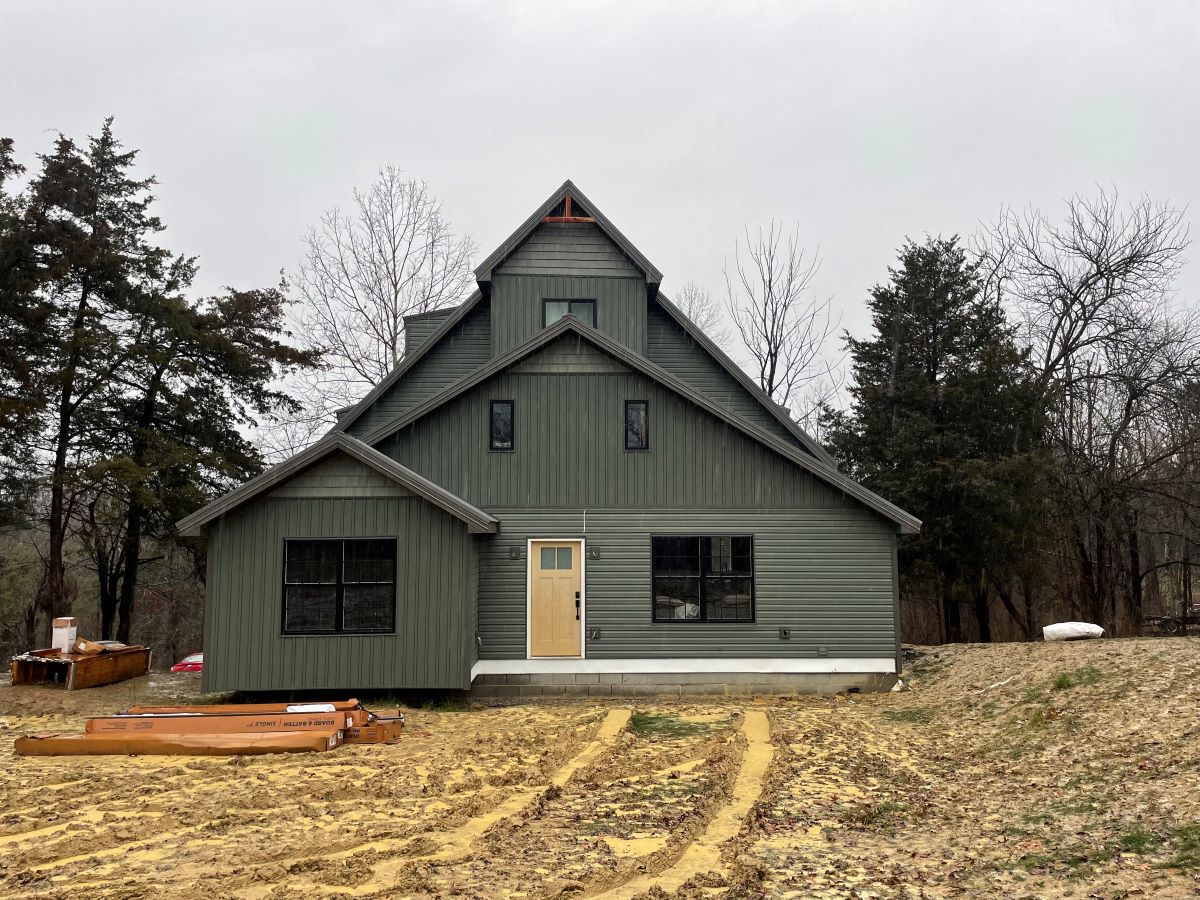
xmin=942 ymin=581 xmax=962 ymax=644
xmin=1125 ymin=508 xmax=1142 ymax=632
xmin=975 ymin=570 xmax=992 ymax=642
xmin=115 ymin=497 xmax=142 ymax=645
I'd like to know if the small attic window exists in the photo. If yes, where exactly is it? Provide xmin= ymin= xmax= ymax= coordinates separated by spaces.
xmin=544 ymin=192 xmax=594 ymax=223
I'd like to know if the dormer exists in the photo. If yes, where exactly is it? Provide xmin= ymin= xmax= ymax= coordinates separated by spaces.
xmin=475 ymin=181 xmax=662 ymax=356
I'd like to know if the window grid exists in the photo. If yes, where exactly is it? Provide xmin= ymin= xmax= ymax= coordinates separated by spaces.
xmin=650 ymin=535 xmax=755 ymax=623
xmin=282 ymin=538 xmax=396 ymax=635
xmin=543 ymin=298 xmax=596 ymax=328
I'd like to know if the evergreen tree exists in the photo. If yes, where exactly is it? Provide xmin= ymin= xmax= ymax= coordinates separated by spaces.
xmin=0 ymin=120 xmax=317 ymax=642
xmin=823 ymin=237 xmax=1050 ymax=641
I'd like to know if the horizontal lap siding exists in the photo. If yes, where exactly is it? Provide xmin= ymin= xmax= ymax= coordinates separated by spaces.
xmin=491 ymin=275 xmax=648 ymax=356
xmin=380 ymin=368 xmax=850 ymax=509
xmin=403 ymin=315 xmax=451 ymax=355
xmin=498 ymin=223 xmax=643 ymax=278
xmin=477 ymin=509 xmax=897 ymax=660
xmin=646 ymin=304 xmax=801 ymax=448
xmin=204 ymin=497 xmax=474 ymax=692
xmin=348 ymin=300 xmax=492 ymax=438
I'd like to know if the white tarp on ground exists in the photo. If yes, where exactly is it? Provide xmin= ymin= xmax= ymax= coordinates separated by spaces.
xmin=1043 ymin=621 xmax=1105 ymax=641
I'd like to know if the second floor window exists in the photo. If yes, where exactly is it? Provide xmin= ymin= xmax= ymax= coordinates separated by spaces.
xmin=625 ymin=400 xmax=649 ymax=450
xmin=490 ymin=399 xmax=514 ymax=451
xmin=544 ymin=299 xmax=595 ymax=328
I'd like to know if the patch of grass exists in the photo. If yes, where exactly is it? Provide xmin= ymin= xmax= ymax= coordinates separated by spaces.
xmin=419 ymin=696 xmax=477 ymax=712
xmin=882 ymin=707 xmax=933 ymax=724
xmin=1162 ymin=824 xmax=1200 ymax=869
xmin=1020 ymin=686 xmax=1046 ymax=705
xmin=1116 ymin=825 xmax=1163 ymax=854
xmin=628 ymin=711 xmax=708 ymax=739
xmin=1052 ymin=667 xmax=1104 ymax=690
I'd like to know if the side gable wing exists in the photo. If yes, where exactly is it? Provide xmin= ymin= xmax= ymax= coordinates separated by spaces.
xmin=176 ymin=433 xmax=499 ymax=536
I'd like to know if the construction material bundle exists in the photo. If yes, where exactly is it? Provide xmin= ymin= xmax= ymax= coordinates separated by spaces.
xmin=15 ymin=699 xmax=404 ymax=756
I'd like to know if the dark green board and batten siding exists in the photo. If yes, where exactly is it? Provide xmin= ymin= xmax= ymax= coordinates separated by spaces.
xmin=203 ymin=495 xmax=475 ymax=693
xmin=476 ymin=509 xmax=898 ymax=661
xmin=379 ymin=366 xmax=853 ymax=510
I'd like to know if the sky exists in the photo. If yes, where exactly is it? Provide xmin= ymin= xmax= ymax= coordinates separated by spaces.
xmin=3 ymin=1 xmax=1199 ymax=357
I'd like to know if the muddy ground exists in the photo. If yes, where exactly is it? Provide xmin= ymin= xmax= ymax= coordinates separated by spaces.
xmin=0 ymin=638 xmax=1197 ymax=898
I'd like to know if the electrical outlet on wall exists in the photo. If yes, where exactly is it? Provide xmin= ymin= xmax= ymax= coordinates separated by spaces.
xmin=778 ymin=627 xmax=791 ymax=639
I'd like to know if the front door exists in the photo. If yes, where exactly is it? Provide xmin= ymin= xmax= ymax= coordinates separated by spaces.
xmin=529 ymin=540 xmax=582 ymax=657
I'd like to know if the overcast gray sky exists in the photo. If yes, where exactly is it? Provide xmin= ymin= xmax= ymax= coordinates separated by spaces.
xmin=3 ymin=1 xmax=1198 ymax=349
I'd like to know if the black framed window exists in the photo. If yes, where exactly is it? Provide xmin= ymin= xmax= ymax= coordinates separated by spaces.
xmin=490 ymin=400 xmax=514 ymax=451
xmin=543 ymin=299 xmax=596 ymax=328
xmin=651 ymin=535 xmax=754 ymax=622
xmin=625 ymin=400 xmax=649 ymax=450
xmin=283 ymin=538 xmax=395 ymax=634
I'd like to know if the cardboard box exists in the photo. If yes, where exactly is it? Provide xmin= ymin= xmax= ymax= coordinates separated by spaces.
xmin=51 ymin=617 xmax=78 ymax=654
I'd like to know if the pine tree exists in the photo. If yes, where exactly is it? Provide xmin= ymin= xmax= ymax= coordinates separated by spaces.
xmin=1 ymin=120 xmax=318 ymax=642
xmin=823 ymin=237 xmax=1049 ymax=642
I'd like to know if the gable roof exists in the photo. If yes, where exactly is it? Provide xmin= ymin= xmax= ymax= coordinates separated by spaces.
xmin=653 ymin=292 xmax=838 ymax=467
xmin=474 ymin=180 xmax=662 ymax=288
xmin=176 ymin=433 xmax=499 ymax=536
xmin=333 ymin=290 xmax=486 ymax=435
xmin=361 ymin=317 xmax=921 ymax=534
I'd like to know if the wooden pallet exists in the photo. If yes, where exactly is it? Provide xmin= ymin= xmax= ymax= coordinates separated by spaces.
xmin=11 ymin=646 xmax=152 ymax=690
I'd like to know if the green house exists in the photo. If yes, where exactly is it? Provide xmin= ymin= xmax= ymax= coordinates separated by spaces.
xmin=178 ymin=182 xmax=920 ymax=696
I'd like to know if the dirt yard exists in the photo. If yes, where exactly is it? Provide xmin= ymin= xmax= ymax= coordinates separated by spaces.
xmin=0 ymin=638 xmax=1197 ymax=899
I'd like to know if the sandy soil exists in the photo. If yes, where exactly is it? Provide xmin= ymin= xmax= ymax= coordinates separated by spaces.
xmin=0 ymin=638 xmax=1197 ymax=898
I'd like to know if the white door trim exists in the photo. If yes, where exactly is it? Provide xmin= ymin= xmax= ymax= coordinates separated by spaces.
xmin=526 ymin=537 xmax=586 ymax=659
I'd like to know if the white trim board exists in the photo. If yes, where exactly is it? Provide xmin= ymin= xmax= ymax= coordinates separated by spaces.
xmin=471 ymin=657 xmax=896 ymax=678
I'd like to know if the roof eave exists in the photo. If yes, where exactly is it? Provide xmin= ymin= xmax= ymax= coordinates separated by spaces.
xmin=175 ymin=433 xmax=498 ymax=537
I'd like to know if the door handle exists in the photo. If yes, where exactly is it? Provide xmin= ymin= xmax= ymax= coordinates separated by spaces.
xmin=575 ymin=592 xmax=581 ymax=620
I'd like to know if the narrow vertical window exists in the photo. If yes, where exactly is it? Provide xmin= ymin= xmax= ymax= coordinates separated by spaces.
xmin=490 ymin=400 xmax=514 ymax=451
xmin=625 ymin=400 xmax=649 ymax=450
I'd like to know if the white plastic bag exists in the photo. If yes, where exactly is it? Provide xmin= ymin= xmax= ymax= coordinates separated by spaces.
xmin=1042 ymin=622 xmax=1104 ymax=641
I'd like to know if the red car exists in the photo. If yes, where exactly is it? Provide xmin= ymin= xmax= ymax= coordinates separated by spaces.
xmin=170 ymin=653 xmax=203 ymax=673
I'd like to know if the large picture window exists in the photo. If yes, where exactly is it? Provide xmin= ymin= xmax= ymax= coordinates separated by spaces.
xmin=651 ymin=535 xmax=754 ymax=622
xmin=283 ymin=538 xmax=396 ymax=634
xmin=543 ymin=299 xmax=596 ymax=328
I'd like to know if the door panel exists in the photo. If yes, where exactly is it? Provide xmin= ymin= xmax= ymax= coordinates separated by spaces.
xmin=530 ymin=540 xmax=582 ymax=657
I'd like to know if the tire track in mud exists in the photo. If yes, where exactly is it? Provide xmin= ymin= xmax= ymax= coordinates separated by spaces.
xmin=591 ymin=709 xmax=774 ymax=900
xmin=232 ymin=707 xmax=634 ymax=899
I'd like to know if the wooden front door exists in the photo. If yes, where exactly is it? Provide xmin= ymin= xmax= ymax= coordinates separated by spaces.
xmin=529 ymin=540 xmax=582 ymax=657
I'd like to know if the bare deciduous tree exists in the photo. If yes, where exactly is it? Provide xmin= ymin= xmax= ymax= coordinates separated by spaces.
xmin=262 ymin=168 xmax=476 ymax=457
xmin=724 ymin=222 xmax=841 ymax=428
xmin=978 ymin=189 xmax=1197 ymax=635
xmin=673 ymin=281 xmax=730 ymax=349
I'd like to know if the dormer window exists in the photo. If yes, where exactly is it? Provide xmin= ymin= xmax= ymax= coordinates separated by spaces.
xmin=544 ymin=299 xmax=596 ymax=328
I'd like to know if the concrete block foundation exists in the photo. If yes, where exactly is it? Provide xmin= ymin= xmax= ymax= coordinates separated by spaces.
xmin=469 ymin=671 xmax=897 ymax=698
